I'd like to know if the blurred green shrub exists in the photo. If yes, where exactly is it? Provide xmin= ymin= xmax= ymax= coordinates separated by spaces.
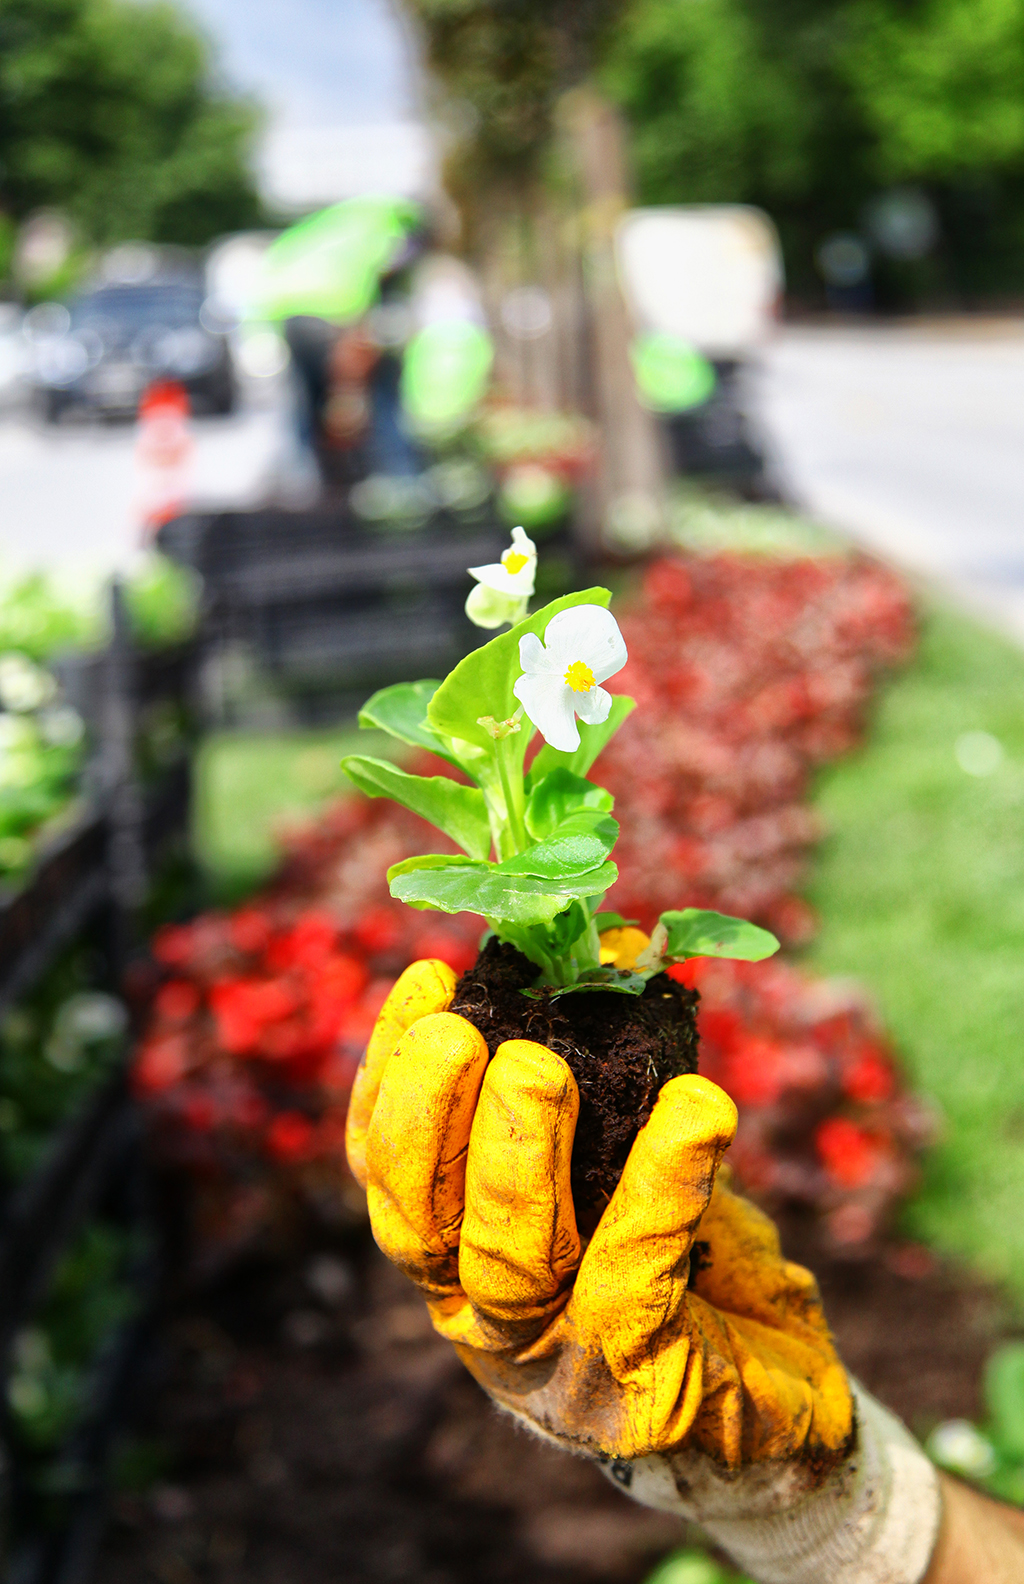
xmin=122 ymin=553 xmax=200 ymax=649
xmin=0 ymin=955 xmax=128 ymax=1183
xmin=643 ymin=1549 xmax=753 ymax=1584
xmin=928 ymin=1341 xmax=1024 ymax=1505
xmin=7 ymin=1221 xmax=138 ymax=1456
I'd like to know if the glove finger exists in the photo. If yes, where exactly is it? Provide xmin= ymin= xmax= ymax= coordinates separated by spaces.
xmin=365 ymin=1010 xmax=489 ymax=1297
xmin=458 ymin=1040 xmax=580 ymax=1347
xmin=691 ymin=1179 xmax=836 ymax=1342
xmin=574 ymin=1074 xmax=737 ymax=1377
xmin=345 ymin=958 xmax=457 ymax=1187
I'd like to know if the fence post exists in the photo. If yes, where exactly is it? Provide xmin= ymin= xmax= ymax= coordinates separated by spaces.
xmin=103 ymin=581 xmax=146 ymax=976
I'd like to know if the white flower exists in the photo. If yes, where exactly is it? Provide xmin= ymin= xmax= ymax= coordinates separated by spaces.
xmin=927 ymin=1420 xmax=997 ymax=1479
xmin=0 ymin=654 xmax=55 ymax=713
xmin=513 ymin=604 xmax=627 ymax=753
xmin=465 ymin=525 xmax=537 ymax=629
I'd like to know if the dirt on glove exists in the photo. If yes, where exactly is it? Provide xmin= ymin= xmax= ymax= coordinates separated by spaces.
xmin=450 ymin=937 xmax=699 ymax=1226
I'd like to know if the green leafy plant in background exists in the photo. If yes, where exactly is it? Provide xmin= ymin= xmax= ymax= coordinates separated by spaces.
xmin=122 ymin=553 xmax=201 ymax=649
xmin=642 ymin=1548 xmax=754 ymax=1584
xmin=0 ymin=952 xmax=128 ymax=1182
xmin=0 ymin=573 xmax=96 ymax=662
xmin=343 ymin=535 xmax=779 ymax=993
xmin=7 ymin=1222 xmax=138 ymax=1458
xmin=928 ymin=1342 xmax=1024 ymax=1506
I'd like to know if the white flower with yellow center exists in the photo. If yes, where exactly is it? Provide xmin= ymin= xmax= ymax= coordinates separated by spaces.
xmin=465 ymin=525 xmax=537 ymax=629
xmin=513 ymin=605 xmax=627 ymax=753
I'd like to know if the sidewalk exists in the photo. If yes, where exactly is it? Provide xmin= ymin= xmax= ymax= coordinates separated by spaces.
xmin=754 ymin=321 xmax=1024 ymax=642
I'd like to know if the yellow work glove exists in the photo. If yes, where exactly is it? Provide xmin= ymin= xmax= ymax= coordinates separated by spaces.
xmin=346 ymin=952 xmax=941 ymax=1584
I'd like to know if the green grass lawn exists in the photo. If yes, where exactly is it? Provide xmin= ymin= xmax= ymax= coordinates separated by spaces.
xmin=192 ymin=726 xmax=395 ymax=897
xmin=804 ymin=604 xmax=1024 ymax=1298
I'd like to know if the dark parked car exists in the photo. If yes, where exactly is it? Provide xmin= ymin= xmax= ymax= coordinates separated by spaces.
xmin=31 ymin=277 xmax=235 ymax=421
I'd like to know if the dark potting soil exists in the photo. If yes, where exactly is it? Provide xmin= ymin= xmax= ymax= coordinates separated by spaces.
xmin=96 ymin=1220 xmax=1012 ymax=1584
xmin=450 ymin=938 xmax=700 ymax=1225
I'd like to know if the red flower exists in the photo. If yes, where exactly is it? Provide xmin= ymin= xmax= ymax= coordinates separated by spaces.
xmin=181 ymin=1091 xmax=217 ymax=1133
xmin=266 ymin=911 xmax=339 ymax=972
xmin=411 ymin=929 xmax=477 ymax=974
xmin=230 ymin=907 xmax=273 ymax=955
xmin=151 ymin=923 xmax=196 ymax=968
xmin=815 ymin=1117 xmax=880 ymax=1188
xmin=210 ymin=977 xmax=299 ymax=1054
xmin=133 ymin=1035 xmax=188 ymax=1095
xmin=720 ymin=1036 xmax=787 ymax=1108
xmin=354 ymin=906 xmax=404 ymax=955
xmin=154 ymin=979 xmax=200 ymax=1023
xmin=265 ymin=1111 xmax=316 ymax=1163
xmin=843 ymin=1051 xmax=895 ymax=1104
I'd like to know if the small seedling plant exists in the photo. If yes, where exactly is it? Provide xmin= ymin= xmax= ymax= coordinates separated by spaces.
xmin=342 ymin=532 xmax=780 ymax=996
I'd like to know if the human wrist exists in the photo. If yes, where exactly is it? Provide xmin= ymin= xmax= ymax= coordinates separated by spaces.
xmin=924 ymin=1473 xmax=1024 ymax=1583
xmin=602 ymin=1383 xmax=941 ymax=1584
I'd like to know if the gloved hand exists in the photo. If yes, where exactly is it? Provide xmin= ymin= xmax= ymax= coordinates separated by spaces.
xmin=346 ymin=947 xmax=941 ymax=1584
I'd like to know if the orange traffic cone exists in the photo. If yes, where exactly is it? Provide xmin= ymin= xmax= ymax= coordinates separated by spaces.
xmin=135 ymin=380 xmax=194 ymax=537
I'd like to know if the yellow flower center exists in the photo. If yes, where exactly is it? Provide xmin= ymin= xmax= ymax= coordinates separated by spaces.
xmin=564 ymin=660 xmax=596 ymax=694
xmin=502 ymin=549 xmax=530 ymax=574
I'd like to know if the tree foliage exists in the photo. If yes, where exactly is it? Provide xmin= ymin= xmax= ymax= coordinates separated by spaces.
xmin=0 ymin=0 xmax=262 ymax=246
xmin=603 ymin=0 xmax=1024 ymax=300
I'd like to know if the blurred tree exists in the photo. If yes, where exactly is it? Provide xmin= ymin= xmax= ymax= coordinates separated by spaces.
xmin=848 ymin=0 xmax=1024 ymax=180
xmin=406 ymin=0 xmax=626 ymax=203
xmin=0 ymin=0 xmax=262 ymax=247
xmin=603 ymin=0 xmax=1024 ymax=304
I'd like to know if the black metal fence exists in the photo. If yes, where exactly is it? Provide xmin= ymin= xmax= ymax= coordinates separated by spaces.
xmin=1 ymin=496 xmax=553 ymax=1580
xmin=0 ymin=590 xmax=197 ymax=1584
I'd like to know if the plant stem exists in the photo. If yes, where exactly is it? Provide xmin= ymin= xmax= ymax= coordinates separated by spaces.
xmin=494 ymin=737 xmax=529 ymax=854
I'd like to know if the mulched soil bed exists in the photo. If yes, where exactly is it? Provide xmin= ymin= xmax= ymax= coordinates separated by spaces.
xmin=97 ymin=1214 xmax=1011 ymax=1584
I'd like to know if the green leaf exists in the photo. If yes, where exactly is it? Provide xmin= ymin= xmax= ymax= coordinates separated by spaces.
xmin=497 ymin=810 xmax=618 ymax=880
xmin=358 ymin=680 xmax=458 ymax=763
xmin=428 ymin=588 xmax=613 ymax=754
xmin=659 ymin=909 xmax=781 ymax=963
xmin=525 ymin=768 xmax=613 ymax=841
xmin=594 ymin=911 xmax=639 ymax=932
xmin=549 ymin=900 xmax=592 ymax=953
xmin=985 ymin=1344 xmax=1024 ymax=1460
xmin=529 ymin=695 xmax=636 ymax=783
xmin=388 ymin=853 xmax=617 ymax=925
xmin=523 ymin=967 xmax=647 ymax=1000
xmin=340 ymin=755 xmax=491 ymax=860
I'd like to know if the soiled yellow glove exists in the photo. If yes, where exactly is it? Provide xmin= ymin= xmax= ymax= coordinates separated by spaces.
xmin=346 ymin=952 xmax=941 ymax=1584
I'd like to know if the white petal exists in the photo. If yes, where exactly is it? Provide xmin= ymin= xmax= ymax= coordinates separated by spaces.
xmin=540 ymin=605 xmax=627 ymax=682
xmin=513 ymin=673 xmax=580 ymax=752
xmin=519 ymin=631 xmax=560 ymax=675
xmin=469 ymin=561 xmax=534 ymax=596
xmin=574 ymin=684 xmax=613 ymax=725
xmin=510 ymin=525 xmax=534 ymax=552
xmin=466 ymin=583 xmax=522 ymax=629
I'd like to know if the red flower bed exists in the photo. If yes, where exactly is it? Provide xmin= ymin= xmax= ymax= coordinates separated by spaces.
xmin=132 ymin=805 xmax=483 ymax=1264
xmin=672 ymin=955 xmax=935 ymax=1247
xmin=598 ymin=552 xmax=914 ymax=941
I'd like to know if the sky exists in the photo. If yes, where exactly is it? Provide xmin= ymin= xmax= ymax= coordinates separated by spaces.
xmin=180 ymin=0 xmax=419 ymax=129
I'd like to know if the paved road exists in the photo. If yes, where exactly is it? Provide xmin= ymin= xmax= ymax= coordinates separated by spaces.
xmin=0 ymin=393 xmax=295 ymax=592
xmin=5 ymin=323 xmax=1024 ymax=639
xmin=754 ymin=320 xmax=1024 ymax=639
